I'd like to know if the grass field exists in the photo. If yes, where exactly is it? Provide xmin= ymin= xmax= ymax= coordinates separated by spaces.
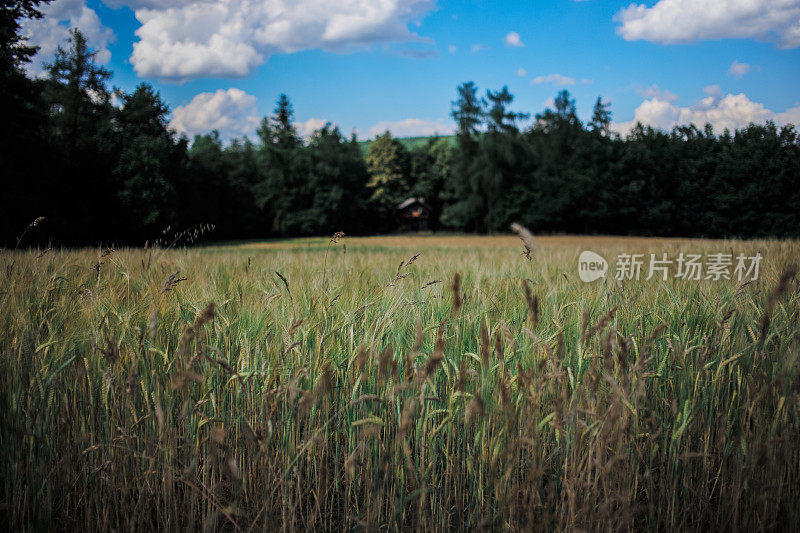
xmin=1 ymin=234 xmax=799 ymax=530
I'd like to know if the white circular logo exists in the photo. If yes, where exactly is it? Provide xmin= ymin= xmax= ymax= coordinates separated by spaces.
xmin=578 ymin=250 xmax=608 ymax=282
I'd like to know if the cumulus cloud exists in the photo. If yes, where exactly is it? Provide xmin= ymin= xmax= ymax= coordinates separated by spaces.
xmin=102 ymin=0 xmax=193 ymax=7
xmin=613 ymin=88 xmax=800 ymax=135
xmin=448 ymin=44 xmax=456 ymax=53
xmin=615 ymin=0 xmax=800 ymax=48
xmin=703 ymin=84 xmax=723 ymax=99
xmin=21 ymin=0 xmax=114 ymax=76
xmin=638 ymin=83 xmax=679 ymax=102
xmin=531 ymin=73 xmax=575 ymax=86
xmin=728 ymin=59 xmax=752 ymax=78
xmin=368 ymin=118 xmax=453 ymax=138
xmin=516 ymin=67 xmax=527 ymax=77
xmin=504 ymin=31 xmax=524 ymax=47
xmin=169 ymin=88 xmax=260 ymax=142
xmin=775 ymin=106 xmax=800 ymax=124
xmin=122 ymin=0 xmax=436 ymax=80
xmin=471 ymin=43 xmax=489 ymax=52
xmin=297 ymin=117 xmax=332 ymax=139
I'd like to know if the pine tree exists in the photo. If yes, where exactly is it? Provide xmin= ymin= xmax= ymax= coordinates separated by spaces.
xmin=37 ymin=28 xmax=118 ymax=242
xmin=441 ymin=82 xmax=485 ymax=231
xmin=482 ymin=86 xmax=528 ymax=231
xmin=114 ymin=83 xmax=179 ymax=235
xmin=255 ymin=94 xmax=302 ymax=234
xmin=451 ymin=81 xmax=483 ymax=139
xmin=486 ymin=85 xmax=528 ymax=134
xmin=43 ymin=29 xmax=112 ymax=151
xmin=554 ymin=89 xmax=576 ymax=119
xmin=589 ymin=96 xmax=612 ymax=136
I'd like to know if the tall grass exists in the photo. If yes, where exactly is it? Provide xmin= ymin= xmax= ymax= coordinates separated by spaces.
xmin=1 ymin=236 xmax=799 ymax=530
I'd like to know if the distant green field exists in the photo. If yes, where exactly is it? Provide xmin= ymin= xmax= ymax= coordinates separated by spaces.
xmin=358 ymin=134 xmax=456 ymax=154
xmin=2 ymin=234 xmax=799 ymax=530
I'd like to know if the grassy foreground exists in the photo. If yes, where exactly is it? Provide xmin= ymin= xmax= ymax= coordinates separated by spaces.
xmin=1 ymin=234 xmax=799 ymax=530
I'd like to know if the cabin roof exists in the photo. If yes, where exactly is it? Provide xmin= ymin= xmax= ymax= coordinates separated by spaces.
xmin=397 ymin=197 xmax=430 ymax=210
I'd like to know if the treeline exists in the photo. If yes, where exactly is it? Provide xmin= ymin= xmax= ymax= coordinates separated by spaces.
xmin=2 ymin=25 xmax=375 ymax=245
xmin=441 ymin=84 xmax=800 ymax=237
xmin=2 ymin=22 xmax=799 ymax=246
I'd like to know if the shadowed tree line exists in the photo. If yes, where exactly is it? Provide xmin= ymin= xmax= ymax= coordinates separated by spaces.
xmin=2 ymin=12 xmax=799 ymax=246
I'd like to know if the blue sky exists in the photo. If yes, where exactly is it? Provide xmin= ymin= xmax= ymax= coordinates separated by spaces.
xmin=22 ymin=0 xmax=800 ymax=141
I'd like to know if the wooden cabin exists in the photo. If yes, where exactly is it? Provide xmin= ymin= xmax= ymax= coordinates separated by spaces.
xmin=396 ymin=197 xmax=431 ymax=232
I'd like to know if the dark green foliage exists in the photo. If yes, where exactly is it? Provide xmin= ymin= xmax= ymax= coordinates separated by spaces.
xmin=222 ymin=138 xmax=264 ymax=236
xmin=254 ymin=93 xmax=303 ymax=235
xmin=437 ymin=84 xmax=799 ymax=238
xmin=252 ymin=98 xmax=371 ymax=237
xmin=480 ymin=86 xmax=528 ymax=232
xmin=409 ymin=137 xmax=451 ymax=230
xmin=38 ymin=29 xmax=119 ymax=244
xmin=280 ymin=125 xmax=370 ymax=235
xmin=365 ymin=131 xmax=411 ymax=229
xmin=1 ymin=0 xmax=51 ymax=244
xmin=441 ymin=81 xmax=485 ymax=231
xmin=114 ymin=84 xmax=181 ymax=236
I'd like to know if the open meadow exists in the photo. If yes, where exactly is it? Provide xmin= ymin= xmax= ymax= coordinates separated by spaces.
xmin=2 ymin=234 xmax=799 ymax=530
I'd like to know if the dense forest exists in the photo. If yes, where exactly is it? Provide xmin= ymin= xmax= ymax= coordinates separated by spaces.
xmin=2 ymin=3 xmax=799 ymax=246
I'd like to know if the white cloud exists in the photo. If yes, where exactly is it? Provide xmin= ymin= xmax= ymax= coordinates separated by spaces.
xmin=169 ymin=88 xmax=260 ymax=141
xmin=516 ymin=67 xmax=527 ymax=77
xmin=102 ymin=0 xmax=193 ymax=7
xmin=615 ymin=0 xmax=800 ymax=48
xmin=531 ymin=73 xmax=576 ymax=85
xmin=580 ymin=78 xmax=594 ymax=84
xmin=21 ymin=0 xmax=114 ymax=76
xmin=368 ymin=117 xmax=453 ymax=138
xmin=703 ymin=84 xmax=723 ymax=99
xmin=775 ymin=106 xmax=800 ymax=124
xmin=297 ymin=117 xmax=331 ymax=139
xmin=448 ymin=44 xmax=456 ymax=53
xmin=638 ymin=83 xmax=679 ymax=102
xmin=504 ymin=31 xmax=524 ymax=47
xmin=613 ymin=88 xmax=800 ymax=135
xmin=728 ymin=59 xmax=752 ymax=78
xmin=471 ymin=43 xmax=489 ymax=52
xmin=122 ymin=0 xmax=436 ymax=80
